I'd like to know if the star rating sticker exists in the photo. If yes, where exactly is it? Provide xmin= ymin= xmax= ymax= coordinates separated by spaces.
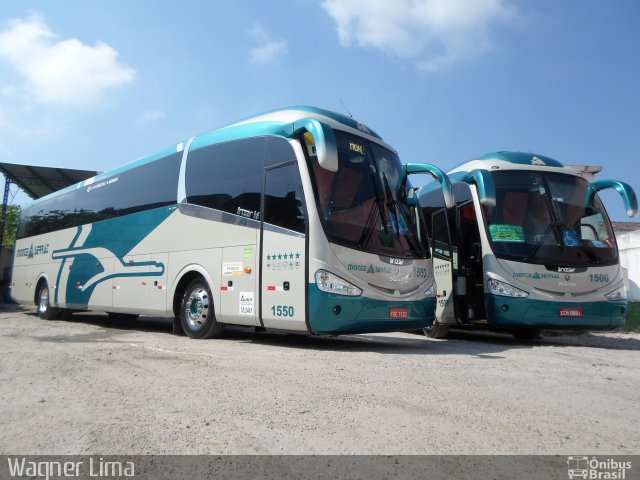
xmin=266 ymin=254 xmax=271 ymax=260
xmin=295 ymin=252 xmax=300 ymax=259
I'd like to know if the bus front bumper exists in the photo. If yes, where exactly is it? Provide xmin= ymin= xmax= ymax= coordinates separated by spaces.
xmin=485 ymin=294 xmax=627 ymax=329
xmin=308 ymin=285 xmax=436 ymax=335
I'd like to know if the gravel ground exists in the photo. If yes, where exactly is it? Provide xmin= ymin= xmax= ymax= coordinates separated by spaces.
xmin=0 ymin=306 xmax=638 ymax=455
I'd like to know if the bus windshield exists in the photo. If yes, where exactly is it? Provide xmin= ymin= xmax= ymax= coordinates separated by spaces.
xmin=305 ymin=130 xmax=426 ymax=259
xmin=481 ymin=171 xmax=617 ymax=266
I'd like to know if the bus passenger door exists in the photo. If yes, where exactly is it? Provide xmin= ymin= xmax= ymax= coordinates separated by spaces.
xmin=260 ymin=162 xmax=307 ymax=331
xmin=431 ymin=208 xmax=455 ymax=324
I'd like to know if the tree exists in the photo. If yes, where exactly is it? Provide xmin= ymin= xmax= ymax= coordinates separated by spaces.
xmin=1 ymin=205 xmax=21 ymax=251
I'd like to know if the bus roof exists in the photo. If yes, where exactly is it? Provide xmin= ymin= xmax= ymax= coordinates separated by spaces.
xmin=418 ymin=151 xmax=603 ymax=200
xmin=450 ymin=151 xmax=565 ymax=173
xmin=27 ymin=106 xmax=384 ymax=206
xmin=448 ymin=151 xmax=602 ymax=179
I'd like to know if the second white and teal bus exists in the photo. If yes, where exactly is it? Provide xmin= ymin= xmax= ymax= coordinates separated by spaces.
xmin=418 ymin=151 xmax=637 ymax=340
xmin=12 ymin=106 xmax=452 ymax=338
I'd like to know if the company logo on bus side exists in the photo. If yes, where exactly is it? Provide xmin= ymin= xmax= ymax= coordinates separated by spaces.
xmin=16 ymin=243 xmax=50 ymax=259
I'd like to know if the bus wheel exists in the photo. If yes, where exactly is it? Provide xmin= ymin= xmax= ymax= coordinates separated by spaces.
xmin=36 ymin=282 xmax=60 ymax=320
xmin=180 ymin=278 xmax=224 ymax=339
xmin=511 ymin=329 xmax=542 ymax=341
xmin=423 ymin=321 xmax=449 ymax=339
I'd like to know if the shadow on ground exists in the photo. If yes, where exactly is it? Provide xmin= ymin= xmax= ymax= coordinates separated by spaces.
xmin=18 ymin=308 xmax=640 ymax=356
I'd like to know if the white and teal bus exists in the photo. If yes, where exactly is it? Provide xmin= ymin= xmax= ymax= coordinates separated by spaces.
xmin=418 ymin=151 xmax=637 ymax=340
xmin=12 ymin=106 xmax=453 ymax=339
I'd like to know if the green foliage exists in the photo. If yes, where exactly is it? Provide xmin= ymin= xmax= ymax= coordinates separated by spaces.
xmin=626 ymin=302 xmax=640 ymax=331
xmin=1 ymin=205 xmax=21 ymax=250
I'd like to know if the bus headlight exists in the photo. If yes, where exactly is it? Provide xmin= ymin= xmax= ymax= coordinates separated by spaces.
xmin=487 ymin=278 xmax=529 ymax=298
xmin=605 ymin=286 xmax=627 ymax=301
xmin=315 ymin=270 xmax=362 ymax=296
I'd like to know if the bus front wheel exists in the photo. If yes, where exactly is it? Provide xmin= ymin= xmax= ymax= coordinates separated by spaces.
xmin=180 ymin=278 xmax=224 ymax=339
xmin=423 ymin=321 xmax=449 ymax=339
xmin=36 ymin=282 xmax=60 ymax=320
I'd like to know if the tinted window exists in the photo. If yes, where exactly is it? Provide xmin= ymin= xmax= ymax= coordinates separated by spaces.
xmin=20 ymin=189 xmax=78 ymax=237
xmin=265 ymin=136 xmax=296 ymax=166
xmin=17 ymin=152 xmax=181 ymax=239
xmin=482 ymin=171 xmax=617 ymax=266
xmin=432 ymin=209 xmax=451 ymax=258
xmin=77 ymin=152 xmax=181 ymax=221
xmin=305 ymin=131 xmax=425 ymax=258
xmin=186 ymin=137 xmax=265 ymax=219
xmin=264 ymin=163 xmax=305 ymax=233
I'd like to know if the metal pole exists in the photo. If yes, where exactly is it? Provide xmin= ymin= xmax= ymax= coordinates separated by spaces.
xmin=0 ymin=175 xmax=10 ymax=257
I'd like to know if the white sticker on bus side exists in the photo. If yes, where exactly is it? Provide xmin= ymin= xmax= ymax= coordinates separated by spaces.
xmin=239 ymin=292 xmax=254 ymax=316
xmin=222 ymin=262 xmax=243 ymax=276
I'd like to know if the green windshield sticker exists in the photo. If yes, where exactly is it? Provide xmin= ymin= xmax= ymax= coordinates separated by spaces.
xmin=489 ymin=224 xmax=525 ymax=242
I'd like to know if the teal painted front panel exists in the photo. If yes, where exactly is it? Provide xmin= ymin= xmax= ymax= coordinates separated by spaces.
xmin=308 ymin=285 xmax=436 ymax=334
xmin=485 ymin=294 xmax=627 ymax=329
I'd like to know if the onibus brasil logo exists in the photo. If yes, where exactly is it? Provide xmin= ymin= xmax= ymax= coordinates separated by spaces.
xmin=567 ymin=456 xmax=632 ymax=479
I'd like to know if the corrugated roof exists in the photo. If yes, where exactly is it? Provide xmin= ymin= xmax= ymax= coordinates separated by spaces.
xmin=0 ymin=162 xmax=98 ymax=199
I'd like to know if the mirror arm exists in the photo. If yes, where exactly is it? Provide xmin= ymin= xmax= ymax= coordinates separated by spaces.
xmin=403 ymin=163 xmax=454 ymax=209
xmin=469 ymin=170 xmax=496 ymax=208
xmin=586 ymin=179 xmax=638 ymax=218
xmin=291 ymin=118 xmax=338 ymax=172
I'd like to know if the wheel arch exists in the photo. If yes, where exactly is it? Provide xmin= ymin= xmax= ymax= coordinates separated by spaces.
xmin=171 ymin=265 xmax=215 ymax=317
xmin=34 ymin=273 xmax=54 ymax=306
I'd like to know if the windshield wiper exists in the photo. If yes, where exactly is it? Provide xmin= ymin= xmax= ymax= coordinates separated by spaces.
xmin=357 ymin=169 xmax=390 ymax=249
xmin=381 ymin=172 xmax=401 ymax=238
xmin=523 ymin=222 xmax=554 ymax=263
xmin=381 ymin=172 xmax=426 ymax=256
xmin=357 ymin=200 xmax=383 ymax=249
xmin=577 ymin=239 xmax=601 ymax=265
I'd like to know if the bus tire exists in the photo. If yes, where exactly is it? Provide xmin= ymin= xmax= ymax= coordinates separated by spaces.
xmin=511 ymin=328 xmax=542 ymax=341
xmin=36 ymin=281 xmax=60 ymax=320
xmin=180 ymin=278 xmax=224 ymax=339
xmin=423 ymin=321 xmax=449 ymax=339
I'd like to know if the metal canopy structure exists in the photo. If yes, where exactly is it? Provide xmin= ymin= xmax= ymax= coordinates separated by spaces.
xmin=0 ymin=162 xmax=98 ymax=200
xmin=0 ymin=162 xmax=99 ymax=259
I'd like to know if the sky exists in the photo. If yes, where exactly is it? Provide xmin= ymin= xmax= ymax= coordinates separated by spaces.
xmin=0 ymin=0 xmax=638 ymax=221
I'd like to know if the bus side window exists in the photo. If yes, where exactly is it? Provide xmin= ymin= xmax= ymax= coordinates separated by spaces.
xmin=263 ymin=163 xmax=306 ymax=234
xmin=22 ymin=189 xmax=77 ymax=237
xmin=186 ymin=137 xmax=265 ymax=218
xmin=75 ymin=152 xmax=181 ymax=224
xmin=263 ymin=137 xmax=306 ymax=234
xmin=431 ymin=209 xmax=451 ymax=258
xmin=418 ymin=186 xmax=450 ymax=258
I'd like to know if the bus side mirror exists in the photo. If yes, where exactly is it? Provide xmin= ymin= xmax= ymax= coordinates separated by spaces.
xmin=292 ymin=118 xmax=338 ymax=172
xmin=586 ymin=179 xmax=638 ymax=218
xmin=403 ymin=163 xmax=454 ymax=209
xmin=469 ymin=169 xmax=496 ymax=208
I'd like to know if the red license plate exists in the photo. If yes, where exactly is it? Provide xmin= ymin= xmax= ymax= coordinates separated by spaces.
xmin=560 ymin=307 xmax=583 ymax=317
xmin=389 ymin=307 xmax=409 ymax=319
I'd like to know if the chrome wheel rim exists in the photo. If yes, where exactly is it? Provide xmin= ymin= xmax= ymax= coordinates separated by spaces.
xmin=185 ymin=287 xmax=209 ymax=331
xmin=38 ymin=286 xmax=49 ymax=314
